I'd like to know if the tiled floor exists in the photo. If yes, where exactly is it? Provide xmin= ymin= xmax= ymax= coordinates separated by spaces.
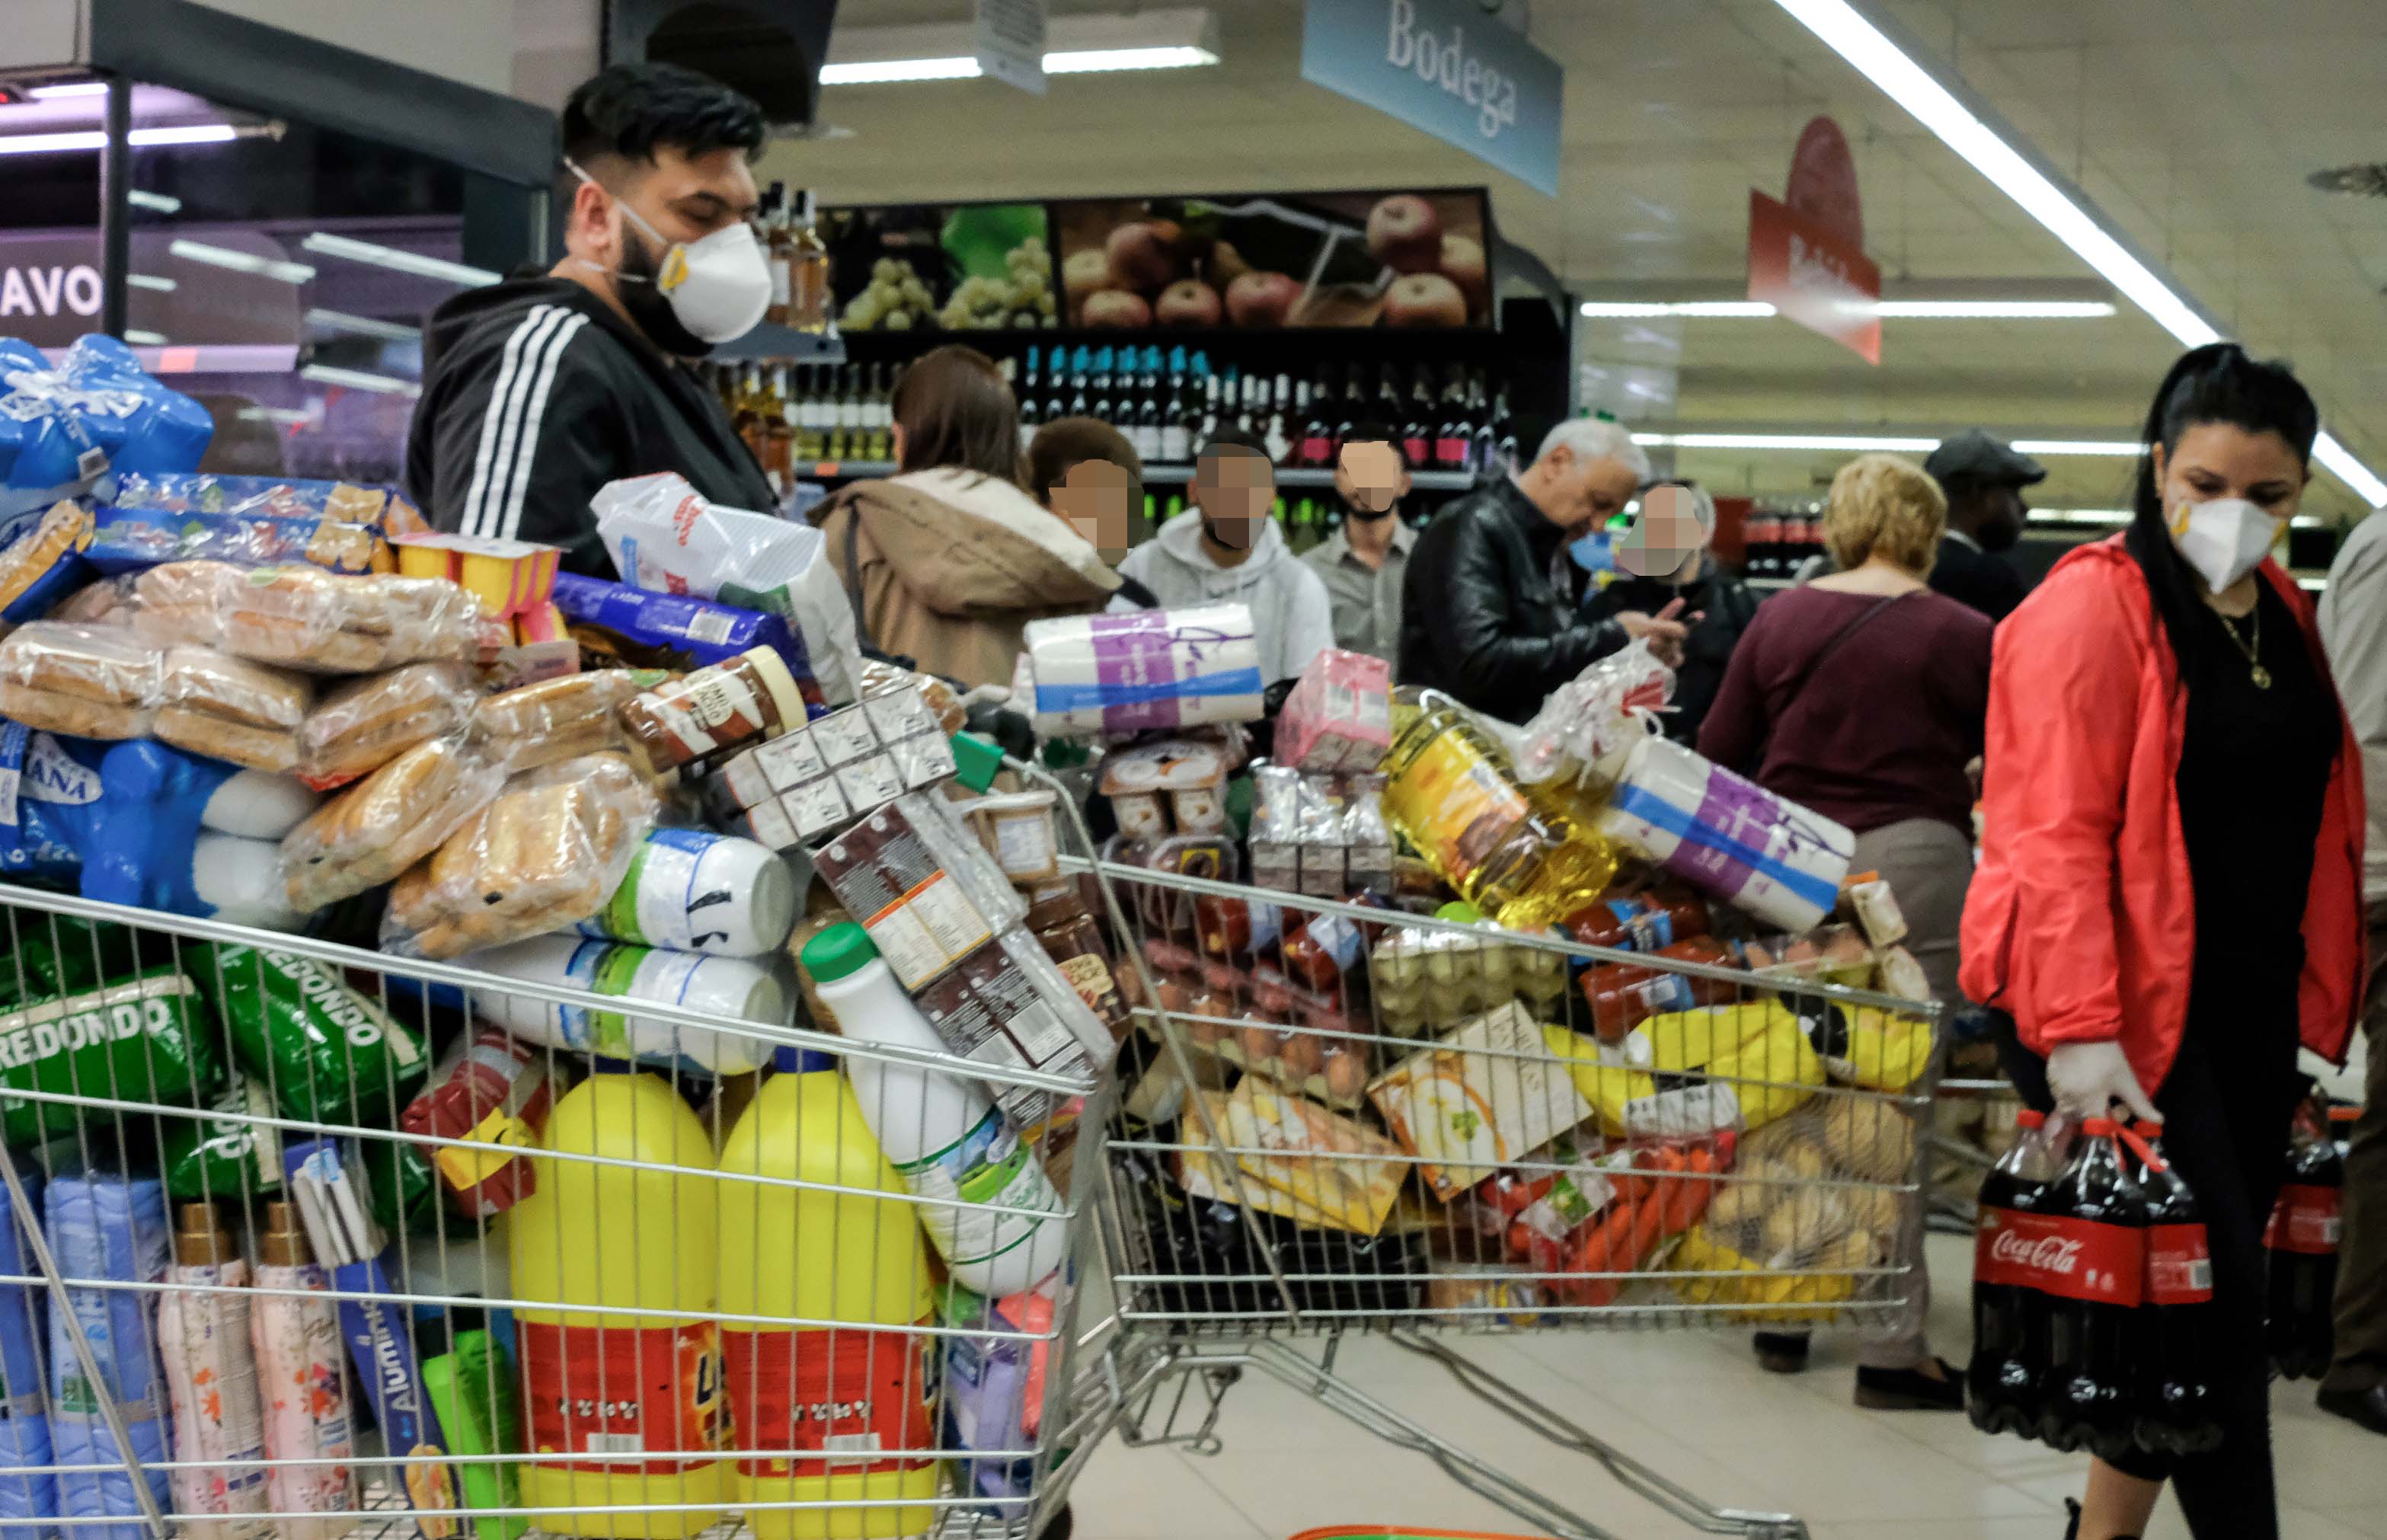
xmin=1068 ymin=1232 xmax=2383 ymax=1540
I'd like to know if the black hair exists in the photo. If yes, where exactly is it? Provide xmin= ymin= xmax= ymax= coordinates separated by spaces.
xmin=1195 ymin=425 xmax=1271 ymax=463
xmin=562 ymin=63 xmax=768 ymax=176
xmin=2122 ymin=343 xmax=2318 ymax=685
xmin=1340 ymin=420 xmax=1400 ymax=448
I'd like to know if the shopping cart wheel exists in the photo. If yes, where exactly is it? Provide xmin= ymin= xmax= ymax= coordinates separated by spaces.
xmin=1035 ymin=1503 xmax=1073 ymax=1540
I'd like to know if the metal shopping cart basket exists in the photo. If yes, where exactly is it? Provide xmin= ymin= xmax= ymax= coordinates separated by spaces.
xmin=1083 ymin=860 xmax=1948 ymax=1540
xmin=0 ymin=828 xmax=1129 ymax=1540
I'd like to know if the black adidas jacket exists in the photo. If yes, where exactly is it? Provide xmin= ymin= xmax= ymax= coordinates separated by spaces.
xmin=405 ymin=276 xmax=775 ymax=576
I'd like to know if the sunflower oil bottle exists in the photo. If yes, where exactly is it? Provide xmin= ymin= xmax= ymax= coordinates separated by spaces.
xmin=1379 ymin=692 xmax=1618 ymax=930
xmin=510 ymin=1066 xmax=725 ymax=1538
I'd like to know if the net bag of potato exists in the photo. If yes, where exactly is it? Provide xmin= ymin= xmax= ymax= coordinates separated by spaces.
xmin=381 ymin=752 xmax=661 ymax=960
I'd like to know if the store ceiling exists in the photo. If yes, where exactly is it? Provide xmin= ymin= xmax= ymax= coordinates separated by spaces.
xmin=767 ymin=0 xmax=2387 ymax=524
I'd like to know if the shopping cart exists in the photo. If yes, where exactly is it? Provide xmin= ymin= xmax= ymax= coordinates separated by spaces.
xmin=0 ymin=831 xmax=1125 ymax=1540
xmin=1083 ymin=861 xmax=1947 ymax=1540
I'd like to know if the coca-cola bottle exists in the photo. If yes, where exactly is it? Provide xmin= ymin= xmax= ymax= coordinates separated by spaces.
xmin=2264 ymin=1094 xmax=2344 ymax=1380
xmin=2124 ymin=1121 xmax=2221 ymax=1454
xmin=2036 ymin=1118 xmax=2151 ymax=1459
xmin=1967 ymin=1108 xmax=2066 ymax=1437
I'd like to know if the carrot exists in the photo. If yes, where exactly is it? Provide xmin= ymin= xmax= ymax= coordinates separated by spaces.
xmin=1562 ymin=1167 xmax=1665 ymax=1306
xmin=1662 ymin=1145 xmax=1719 ymax=1235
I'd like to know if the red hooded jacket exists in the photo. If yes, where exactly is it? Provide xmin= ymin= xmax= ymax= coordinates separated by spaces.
xmin=1958 ymin=536 xmax=2363 ymax=1093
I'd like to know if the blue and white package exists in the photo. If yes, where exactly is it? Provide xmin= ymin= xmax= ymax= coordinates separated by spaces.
xmin=0 ymin=334 xmax=211 ymax=519
xmin=0 ymin=1168 xmax=54 ymax=1540
xmin=43 ymin=1174 xmax=171 ymax=1540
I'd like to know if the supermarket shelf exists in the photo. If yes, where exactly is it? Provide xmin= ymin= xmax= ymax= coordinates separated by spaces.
xmin=714 ymin=322 xmax=847 ymax=363
xmin=794 ymin=460 xmax=1479 ymax=490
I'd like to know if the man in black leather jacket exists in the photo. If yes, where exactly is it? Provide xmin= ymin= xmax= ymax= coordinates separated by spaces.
xmin=1398 ymin=417 xmax=1688 ymax=721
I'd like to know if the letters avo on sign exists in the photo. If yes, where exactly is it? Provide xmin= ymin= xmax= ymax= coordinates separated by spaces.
xmin=0 ymin=264 xmax=104 ymax=324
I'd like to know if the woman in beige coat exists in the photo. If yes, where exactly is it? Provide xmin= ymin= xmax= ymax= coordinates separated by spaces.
xmin=812 ymin=345 xmax=1120 ymax=689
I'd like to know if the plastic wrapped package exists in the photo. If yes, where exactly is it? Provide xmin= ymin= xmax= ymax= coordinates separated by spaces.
xmin=1507 ymin=639 xmax=1675 ymax=792
xmin=297 ymin=663 xmax=481 ymax=787
xmin=4 ymin=336 xmax=211 ymax=503
xmin=1276 ymin=647 xmax=1393 ymax=771
xmin=857 ymin=658 xmax=966 ymax=733
xmin=548 ymin=573 xmax=825 ymax=705
xmin=0 ymin=500 xmax=95 ymax=623
xmin=0 ymin=1166 xmax=52 ymax=1540
xmin=91 ymin=473 xmax=397 ymax=575
xmin=0 ymin=621 xmax=158 ymax=740
xmin=810 ymin=793 xmax=1030 ymax=990
xmin=43 ymin=1174 xmax=174 ymax=1540
xmin=468 ymin=668 xmax=657 ymax=772
xmin=593 ymin=471 xmax=862 ymax=702
xmin=152 ymin=646 xmax=314 ymax=773
xmin=1019 ymin=604 xmax=1264 ymax=736
xmin=382 ymin=752 xmax=662 ymax=959
xmin=1594 ymin=735 xmax=1855 ymax=934
xmin=129 ymin=561 xmax=485 ymax=673
xmin=280 ymin=736 xmax=507 ymax=912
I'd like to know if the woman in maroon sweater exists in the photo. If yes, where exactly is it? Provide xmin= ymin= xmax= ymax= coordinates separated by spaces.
xmin=1698 ymin=452 xmax=1993 ymax=1407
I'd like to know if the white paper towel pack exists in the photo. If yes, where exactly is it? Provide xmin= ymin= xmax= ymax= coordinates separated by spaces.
xmin=1020 ymin=602 xmax=1264 ymax=736
xmin=1594 ymin=735 xmax=1855 ymax=933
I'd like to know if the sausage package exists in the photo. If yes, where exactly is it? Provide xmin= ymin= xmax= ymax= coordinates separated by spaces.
xmin=381 ymin=752 xmax=661 ymax=960
xmin=280 ymin=736 xmax=506 ymax=912
xmin=128 ymin=560 xmax=487 ymax=674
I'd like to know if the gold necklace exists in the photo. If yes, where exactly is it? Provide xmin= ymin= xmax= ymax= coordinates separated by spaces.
xmin=2216 ymin=598 xmax=2270 ymax=689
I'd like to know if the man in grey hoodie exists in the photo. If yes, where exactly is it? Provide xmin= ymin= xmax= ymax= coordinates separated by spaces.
xmin=1114 ymin=426 xmax=1336 ymax=685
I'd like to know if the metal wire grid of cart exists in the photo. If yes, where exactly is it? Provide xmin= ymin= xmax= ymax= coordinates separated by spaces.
xmin=0 ymin=867 xmax=1120 ymax=1540
xmin=1083 ymin=859 xmax=1948 ymax=1540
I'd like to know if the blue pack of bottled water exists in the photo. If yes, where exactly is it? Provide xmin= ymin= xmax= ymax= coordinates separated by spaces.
xmin=0 ymin=1168 xmax=55 ymax=1540
xmin=43 ymin=1175 xmax=171 ymax=1540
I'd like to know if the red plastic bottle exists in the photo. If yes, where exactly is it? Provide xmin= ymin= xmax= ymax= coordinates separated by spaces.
xmin=2035 ymin=1119 xmax=2151 ymax=1461
xmin=1967 ymin=1108 xmax=2065 ymax=1439
xmin=2125 ymin=1120 xmax=2220 ymax=1454
xmin=2264 ymin=1094 xmax=2344 ymax=1380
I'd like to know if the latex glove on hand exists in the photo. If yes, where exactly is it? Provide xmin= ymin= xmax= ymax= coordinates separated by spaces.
xmin=2046 ymin=1040 xmax=2161 ymax=1123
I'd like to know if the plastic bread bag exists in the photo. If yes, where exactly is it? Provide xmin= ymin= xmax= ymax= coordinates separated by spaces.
xmin=0 ymin=621 xmax=160 ymax=740
xmin=382 ymin=752 xmax=660 ymax=960
xmin=280 ymin=735 xmax=507 ymax=912
xmin=149 ymin=645 xmax=315 ymax=773
xmin=298 ymin=662 xmax=482 ymax=788
xmin=468 ymin=667 xmax=659 ymax=773
xmin=1505 ymin=637 xmax=1675 ymax=792
xmin=0 ymin=500 xmax=96 ymax=623
xmin=593 ymin=471 xmax=862 ymax=703
xmin=129 ymin=560 xmax=485 ymax=673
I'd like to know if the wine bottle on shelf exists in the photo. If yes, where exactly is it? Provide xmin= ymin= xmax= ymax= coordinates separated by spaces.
xmin=1266 ymin=372 xmax=1296 ymax=465
xmin=1401 ymin=366 xmax=1433 ymax=470
xmin=1298 ymin=367 xmax=1334 ymax=469
xmin=788 ymin=189 xmax=831 ymax=334
xmin=1018 ymin=349 xmax=1042 ymax=449
xmin=1468 ymin=369 xmax=1494 ymax=475
xmin=1043 ymin=345 xmax=1067 ymax=427
xmin=791 ymin=366 xmax=823 ymax=464
xmin=762 ymin=364 xmax=792 ymax=493
xmin=1375 ymin=364 xmax=1404 ymax=435
xmin=1067 ymin=347 xmax=1091 ymax=418
xmin=1491 ymin=380 xmax=1517 ymax=473
xmin=867 ymin=363 xmax=893 ymax=462
xmin=1199 ymin=362 xmax=1222 ymax=447
xmin=1434 ymin=365 xmax=1472 ymax=473
xmin=1158 ymin=347 xmax=1192 ymax=464
xmin=1090 ymin=346 xmax=1115 ymax=426
xmin=1135 ymin=347 xmax=1165 ymax=463
xmin=1334 ymin=363 xmax=1361 ymax=459
xmin=733 ymin=365 xmax=766 ymax=462
xmin=762 ymin=183 xmax=791 ymax=327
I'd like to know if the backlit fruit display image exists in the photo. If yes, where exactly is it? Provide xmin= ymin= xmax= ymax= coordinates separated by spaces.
xmin=1055 ymin=189 xmax=1492 ymax=330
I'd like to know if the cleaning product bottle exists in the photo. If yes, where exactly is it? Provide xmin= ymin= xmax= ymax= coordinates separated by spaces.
xmin=800 ymin=925 xmax=1069 ymax=1297
xmin=465 ymin=935 xmax=784 ymax=1075
xmin=246 ymin=1201 xmax=353 ymax=1540
xmin=510 ymin=1065 xmax=725 ymax=1538
xmin=717 ymin=1048 xmax=938 ymax=1539
xmin=1379 ymin=692 xmax=1619 ymax=929
xmin=157 ymin=1202 xmax=272 ymax=1540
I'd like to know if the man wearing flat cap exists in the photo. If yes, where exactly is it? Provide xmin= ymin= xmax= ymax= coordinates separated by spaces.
xmin=1922 ymin=430 xmax=2045 ymax=622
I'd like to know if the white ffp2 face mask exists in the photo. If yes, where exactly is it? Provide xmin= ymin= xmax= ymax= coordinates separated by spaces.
xmin=568 ymin=159 xmax=772 ymax=345
xmin=2170 ymin=497 xmax=2284 ymax=594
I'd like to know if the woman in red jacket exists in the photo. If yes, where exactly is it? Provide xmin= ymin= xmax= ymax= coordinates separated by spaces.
xmin=1960 ymin=343 xmax=2363 ymax=1540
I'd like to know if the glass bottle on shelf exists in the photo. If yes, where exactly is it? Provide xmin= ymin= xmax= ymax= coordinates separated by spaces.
xmin=791 ymin=365 xmax=823 ymax=464
xmin=1468 ymin=369 xmax=1495 ymax=475
xmin=762 ymin=182 xmax=791 ymax=327
xmin=1299 ymin=366 xmax=1334 ymax=468
xmin=1401 ymin=366 xmax=1433 ymax=470
xmin=1491 ymin=380 xmax=1517 ymax=473
xmin=1196 ymin=356 xmax=1221 ymax=447
xmin=788 ymin=189 xmax=832 ymax=334
xmin=1334 ymin=363 xmax=1361 ymax=461
xmin=1090 ymin=346 xmax=1115 ymax=425
xmin=1017 ymin=348 xmax=1042 ymax=450
xmin=1158 ymin=347 xmax=1192 ymax=464
xmin=762 ymin=364 xmax=793 ymax=493
xmin=1375 ymin=364 xmax=1404 ymax=432
xmin=1134 ymin=347 xmax=1165 ymax=462
xmin=1044 ymin=345 xmax=1067 ymax=427
xmin=1265 ymin=372 xmax=1296 ymax=465
xmin=733 ymin=365 xmax=767 ymax=462
xmin=1434 ymin=365 xmax=1472 ymax=472
xmin=865 ymin=363 xmax=893 ymax=462
xmin=1066 ymin=347 xmax=1091 ymax=418
xmin=842 ymin=365 xmax=868 ymax=462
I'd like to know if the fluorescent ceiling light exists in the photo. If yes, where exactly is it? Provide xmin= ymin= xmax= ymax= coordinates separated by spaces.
xmin=300 ymin=232 xmax=498 ymax=288
xmin=126 ymin=273 xmax=176 ymax=292
xmin=2008 ymin=439 xmax=2142 ymax=457
xmin=238 ymin=406 xmax=313 ymax=425
xmin=1634 ymin=430 xmax=2139 ymax=456
xmin=127 ymin=190 xmax=182 ymax=214
xmin=823 ymin=8 xmax=1219 ymax=85
xmin=170 ymin=238 xmax=314 ymax=284
xmin=27 ymin=82 xmax=110 ymax=99
xmin=1580 ymin=299 xmax=2114 ymax=320
xmin=301 ymin=363 xmax=419 ymax=398
xmin=123 ymin=329 xmax=166 ymax=346
xmin=0 ymin=123 xmax=236 ymax=156
xmin=305 ymin=308 xmax=420 ymax=342
xmin=1769 ymin=0 xmax=2385 ymax=507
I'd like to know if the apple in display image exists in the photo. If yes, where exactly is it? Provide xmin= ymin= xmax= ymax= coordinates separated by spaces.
xmin=1382 ymin=273 xmax=1467 ymax=328
xmin=1225 ymin=270 xmax=1302 ymax=328
xmin=1105 ymin=221 xmax=1181 ymax=292
xmin=1155 ymin=279 xmax=1223 ymax=327
xmin=1367 ymin=194 xmax=1444 ymax=275
xmin=1081 ymin=289 xmax=1154 ymax=328
xmin=1439 ymin=234 xmax=1488 ymax=314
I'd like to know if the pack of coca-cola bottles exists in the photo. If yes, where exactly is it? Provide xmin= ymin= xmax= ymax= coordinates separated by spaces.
xmin=1967 ymin=1114 xmax=2221 ymax=1455
xmin=2264 ymin=1091 xmax=2344 ymax=1380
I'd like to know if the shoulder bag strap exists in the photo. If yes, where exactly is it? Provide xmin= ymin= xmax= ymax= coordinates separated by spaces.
xmin=1765 ymin=591 xmax=1909 ymax=727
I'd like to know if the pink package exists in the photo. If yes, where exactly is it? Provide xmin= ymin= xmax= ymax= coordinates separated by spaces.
xmin=1277 ymin=648 xmax=1392 ymax=771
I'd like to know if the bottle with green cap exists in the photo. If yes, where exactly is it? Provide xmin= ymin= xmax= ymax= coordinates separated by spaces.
xmin=799 ymin=925 xmax=1069 ymax=1297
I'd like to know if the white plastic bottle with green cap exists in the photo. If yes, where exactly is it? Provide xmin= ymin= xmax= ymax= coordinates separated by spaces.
xmin=800 ymin=923 xmax=1069 ymax=1296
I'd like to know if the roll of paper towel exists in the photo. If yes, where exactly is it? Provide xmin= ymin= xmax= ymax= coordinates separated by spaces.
xmin=1595 ymin=736 xmax=1855 ymax=933
xmin=1020 ymin=603 xmax=1264 ymax=736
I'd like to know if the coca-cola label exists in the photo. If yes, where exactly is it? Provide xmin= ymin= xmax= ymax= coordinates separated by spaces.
xmin=2145 ymin=1222 xmax=2213 ymax=1305
xmin=2262 ymin=1183 xmax=2341 ymax=1256
xmin=1973 ymin=1207 xmax=2143 ymax=1306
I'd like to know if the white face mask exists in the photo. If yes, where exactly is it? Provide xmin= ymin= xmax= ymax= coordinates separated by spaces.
xmin=2170 ymin=496 xmax=2284 ymax=594
xmin=567 ymin=159 xmax=772 ymax=346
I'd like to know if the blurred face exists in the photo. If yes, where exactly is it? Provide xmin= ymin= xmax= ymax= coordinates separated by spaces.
xmin=2151 ymin=422 xmax=2308 ymax=526
xmin=1050 ymin=458 xmax=1135 ymax=564
xmin=1194 ymin=448 xmax=1273 ymax=549
xmin=1975 ymin=485 xmax=2028 ymax=552
xmin=1617 ymin=484 xmax=1708 ymax=580
xmin=1334 ymin=439 xmax=1408 ymax=519
xmin=1528 ymin=446 xmax=1641 ymax=534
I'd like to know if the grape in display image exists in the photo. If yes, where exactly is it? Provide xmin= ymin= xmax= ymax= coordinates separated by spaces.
xmin=842 ymin=257 xmax=938 ymax=331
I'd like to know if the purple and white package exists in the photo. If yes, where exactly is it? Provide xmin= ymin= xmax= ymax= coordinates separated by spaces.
xmin=1018 ymin=603 xmax=1262 ymax=736
xmin=1593 ymin=734 xmax=1855 ymax=934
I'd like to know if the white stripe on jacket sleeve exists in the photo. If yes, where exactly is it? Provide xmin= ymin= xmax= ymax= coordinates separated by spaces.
xmin=491 ymin=311 xmax=590 ymax=542
xmin=459 ymin=303 xmax=564 ymax=537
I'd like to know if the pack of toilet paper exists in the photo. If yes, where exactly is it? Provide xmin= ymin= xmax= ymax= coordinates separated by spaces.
xmin=1018 ymin=602 xmax=1264 ymax=736
xmin=1594 ymin=734 xmax=1855 ymax=934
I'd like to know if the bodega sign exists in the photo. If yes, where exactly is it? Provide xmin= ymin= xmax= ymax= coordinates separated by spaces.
xmin=1301 ymin=0 xmax=1563 ymax=197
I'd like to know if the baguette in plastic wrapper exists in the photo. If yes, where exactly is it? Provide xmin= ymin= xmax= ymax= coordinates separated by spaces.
xmin=280 ymin=735 xmax=506 ymax=912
